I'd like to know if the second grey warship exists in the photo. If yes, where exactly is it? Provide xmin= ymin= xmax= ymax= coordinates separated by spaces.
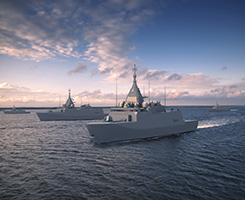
xmin=36 ymin=89 xmax=106 ymax=121
xmin=208 ymin=101 xmax=230 ymax=112
xmin=86 ymin=66 xmax=198 ymax=143
xmin=4 ymin=106 xmax=30 ymax=114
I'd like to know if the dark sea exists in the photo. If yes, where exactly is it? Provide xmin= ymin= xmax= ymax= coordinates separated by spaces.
xmin=0 ymin=106 xmax=245 ymax=200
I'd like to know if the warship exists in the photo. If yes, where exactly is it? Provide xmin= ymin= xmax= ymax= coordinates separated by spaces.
xmin=86 ymin=66 xmax=198 ymax=143
xmin=4 ymin=106 xmax=30 ymax=114
xmin=36 ymin=89 xmax=106 ymax=121
xmin=208 ymin=101 xmax=230 ymax=112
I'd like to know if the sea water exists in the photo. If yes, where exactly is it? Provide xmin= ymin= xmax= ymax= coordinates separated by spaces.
xmin=0 ymin=106 xmax=244 ymax=199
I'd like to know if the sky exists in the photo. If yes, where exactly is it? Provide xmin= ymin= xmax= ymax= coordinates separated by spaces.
xmin=0 ymin=0 xmax=245 ymax=107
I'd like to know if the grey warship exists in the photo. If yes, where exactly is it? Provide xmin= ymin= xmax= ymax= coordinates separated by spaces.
xmin=208 ymin=101 xmax=230 ymax=112
xmin=4 ymin=106 xmax=30 ymax=114
xmin=36 ymin=89 xmax=106 ymax=121
xmin=86 ymin=66 xmax=198 ymax=143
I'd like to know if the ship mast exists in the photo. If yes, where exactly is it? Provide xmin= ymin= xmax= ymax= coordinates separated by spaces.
xmin=133 ymin=64 xmax=137 ymax=83
xmin=116 ymin=78 xmax=118 ymax=107
xmin=59 ymin=96 xmax=61 ymax=107
xmin=164 ymin=86 xmax=166 ymax=108
xmin=148 ymin=80 xmax=151 ymax=103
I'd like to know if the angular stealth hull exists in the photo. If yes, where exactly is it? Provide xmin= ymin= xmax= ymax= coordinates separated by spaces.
xmin=86 ymin=111 xmax=198 ymax=143
xmin=4 ymin=110 xmax=30 ymax=114
xmin=208 ymin=108 xmax=230 ymax=112
xmin=36 ymin=108 xmax=106 ymax=121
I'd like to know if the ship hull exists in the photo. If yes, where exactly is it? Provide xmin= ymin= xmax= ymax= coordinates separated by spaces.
xmin=36 ymin=108 xmax=106 ymax=121
xmin=4 ymin=111 xmax=30 ymax=114
xmin=208 ymin=108 xmax=230 ymax=112
xmin=86 ymin=120 xmax=198 ymax=143
xmin=37 ymin=113 xmax=105 ymax=121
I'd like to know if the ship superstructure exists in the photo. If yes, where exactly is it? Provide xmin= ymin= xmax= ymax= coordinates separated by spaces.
xmin=86 ymin=66 xmax=198 ymax=143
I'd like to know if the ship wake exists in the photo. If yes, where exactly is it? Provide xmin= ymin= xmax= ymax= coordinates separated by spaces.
xmin=198 ymin=113 xmax=244 ymax=129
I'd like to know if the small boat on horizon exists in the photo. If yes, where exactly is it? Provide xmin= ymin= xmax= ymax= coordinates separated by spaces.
xmin=36 ymin=89 xmax=106 ymax=121
xmin=208 ymin=101 xmax=230 ymax=112
xmin=86 ymin=65 xmax=198 ymax=143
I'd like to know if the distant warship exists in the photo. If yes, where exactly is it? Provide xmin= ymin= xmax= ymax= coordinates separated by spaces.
xmin=208 ymin=101 xmax=230 ymax=112
xmin=4 ymin=106 xmax=30 ymax=114
xmin=36 ymin=89 xmax=106 ymax=121
xmin=86 ymin=66 xmax=198 ymax=143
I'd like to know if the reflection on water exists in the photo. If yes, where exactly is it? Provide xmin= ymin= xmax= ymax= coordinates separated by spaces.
xmin=0 ymin=106 xmax=245 ymax=200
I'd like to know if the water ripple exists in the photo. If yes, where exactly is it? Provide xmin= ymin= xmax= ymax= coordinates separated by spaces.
xmin=0 ymin=107 xmax=245 ymax=199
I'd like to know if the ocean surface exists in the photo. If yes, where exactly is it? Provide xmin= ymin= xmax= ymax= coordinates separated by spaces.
xmin=0 ymin=106 xmax=244 ymax=200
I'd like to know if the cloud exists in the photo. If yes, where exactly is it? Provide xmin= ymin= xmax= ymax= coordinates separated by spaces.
xmin=67 ymin=63 xmax=87 ymax=75
xmin=0 ymin=0 xmax=82 ymax=61
xmin=222 ymin=66 xmax=228 ymax=71
xmin=76 ymin=89 xmax=126 ymax=105
xmin=1 ymin=78 xmax=245 ymax=107
xmin=143 ymin=69 xmax=167 ymax=80
xmin=165 ymin=73 xmax=218 ymax=93
xmin=0 ymin=82 xmax=62 ymax=106
xmin=0 ymin=0 xmax=167 ymax=84
xmin=210 ymin=84 xmax=245 ymax=98
xmin=75 ymin=76 xmax=245 ymax=105
xmin=0 ymin=82 xmax=124 ymax=107
xmin=100 ymin=67 xmax=113 ymax=74
xmin=1 ymin=0 xmax=183 ymax=88
xmin=167 ymin=73 xmax=182 ymax=80
xmin=0 ymin=0 xmax=158 ymax=69
xmin=82 ymin=1 xmax=158 ymax=80
xmin=119 ymin=71 xmax=129 ymax=78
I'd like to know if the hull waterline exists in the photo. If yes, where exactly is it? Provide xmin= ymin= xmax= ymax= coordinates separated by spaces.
xmin=4 ymin=111 xmax=30 ymax=114
xmin=36 ymin=112 xmax=105 ymax=121
xmin=86 ymin=120 xmax=198 ymax=143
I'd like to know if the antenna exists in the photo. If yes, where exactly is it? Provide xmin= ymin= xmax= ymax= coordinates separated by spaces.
xmin=133 ymin=64 xmax=137 ymax=83
xmin=164 ymin=86 xmax=167 ymax=108
xmin=148 ymin=80 xmax=151 ymax=103
xmin=116 ymin=78 xmax=118 ymax=107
